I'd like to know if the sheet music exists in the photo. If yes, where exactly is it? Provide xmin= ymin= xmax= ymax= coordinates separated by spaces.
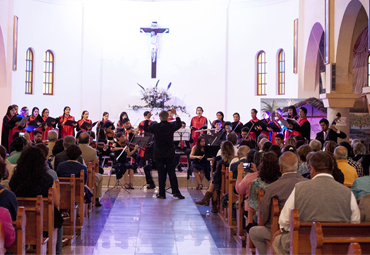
xmin=174 ymin=128 xmax=191 ymax=141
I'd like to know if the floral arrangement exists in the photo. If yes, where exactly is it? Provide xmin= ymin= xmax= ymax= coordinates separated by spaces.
xmin=130 ymin=80 xmax=190 ymax=116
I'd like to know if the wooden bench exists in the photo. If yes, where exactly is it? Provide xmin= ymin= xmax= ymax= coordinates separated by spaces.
xmin=310 ymin=221 xmax=370 ymax=254
xmin=348 ymin=243 xmax=362 ymax=255
xmin=265 ymin=197 xmax=280 ymax=255
xmin=58 ymin=176 xmax=77 ymax=244
xmin=0 ymin=222 xmax=4 ymax=255
xmin=290 ymin=209 xmax=370 ymax=254
xmin=17 ymin=187 xmax=57 ymax=255
xmin=220 ymin=164 xmax=227 ymax=219
xmin=59 ymin=170 xmax=85 ymax=235
xmin=228 ymin=171 xmax=238 ymax=234
xmin=86 ymin=162 xmax=94 ymax=217
xmin=24 ymin=196 xmax=48 ymax=255
xmin=8 ymin=206 xmax=26 ymax=255
xmin=247 ymin=187 xmax=264 ymax=252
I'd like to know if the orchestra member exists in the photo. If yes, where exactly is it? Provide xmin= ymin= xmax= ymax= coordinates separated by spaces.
xmin=58 ymin=106 xmax=76 ymax=139
xmin=40 ymin=108 xmax=56 ymax=141
xmin=96 ymin=112 xmax=112 ymax=137
xmin=232 ymin=112 xmax=243 ymax=138
xmin=138 ymin=111 xmax=153 ymax=162
xmin=168 ymin=109 xmax=175 ymax=121
xmin=237 ymin=127 xmax=250 ymax=147
xmin=120 ymin=118 xmax=139 ymax=140
xmin=1 ymin=106 xmax=16 ymax=151
xmin=174 ymin=121 xmax=193 ymax=172
xmin=275 ymin=133 xmax=285 ymax=149
xmin=111 ymin=132 xmax=139 ymax=189
xmin=247 ymin=108 xmax=259 ymax=142
xmin=287 ymin=107 xmax=311 ymax=142
xmin=97 ymin=121 xmax=114 ymax=167
xmin=190 ymin=107 xmax=207 ymax=147
xmin=212 ymin=111 xmax=224 ymax=128
xmin=77 ymin=110 xmax=92 ymax=132
xmin=144 ymin=109 xmax=185 ymax=199
xmin=284 ymin=105 xmax=298 ymax=140
xmin=190 ymin=136 xmax=212 ymax=190
xmin=32 ymin=130 xmax=43 ymax=145
xmin=316 ymin=118 xmax=346 ymax=144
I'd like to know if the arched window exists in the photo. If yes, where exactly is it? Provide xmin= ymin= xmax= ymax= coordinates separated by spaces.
xmin=257 ymin=51 xmax=267 ymax=95
xmin=43 ymin=50 xmax=54 ymax=95
xmin=368 ymin=55 xmax=370 ymax=86
xmin=278 ymin=49 xmax=285 ymax=95
xmin=25 ymin=48 xmax=34 ymax=94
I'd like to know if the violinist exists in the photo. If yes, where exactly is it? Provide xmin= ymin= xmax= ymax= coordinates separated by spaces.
xmin=58 ymin=106 xmax=76 ymax=139
xmin=31 ymin=130 xmax=43 ymax=145
xmin=284 ymin=105 xmax=299 ymax=140
xmin=96 ymin=112 xmax=114 ymax=136
xmin=1 ymin=105 xmax=16 ymax=151
xmin=138 ymin=111 xmax=152 ymax=160
xmin=121 ymin=118 xmax=139 ymax=140
xmin=190 ymin=107 xmax=207 ymax=147
xmin=40 ymin=108 xmax=56 ymax=141
xmin=97 ymin=121 xmax=114 ymax=167
xmin=77 ymin=110 xmax=92 ymax=132
xmin=316 ymin=118 xmax=346 ymax=144
xmin=117 ymin=111 xmax=129 ymax=131
xmin=111 ymin=132 xmax=139 ymax=189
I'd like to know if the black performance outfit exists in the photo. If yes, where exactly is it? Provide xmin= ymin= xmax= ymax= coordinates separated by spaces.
xmin=113 ymin=142 xmax=134 ymax=180
xmin=144 ymin=117 xmax=182 ymax=198
xmin=315 ymin=129 xmax=347 ymax=144
xmin=189 ymin=147 xmax=210 ymax=181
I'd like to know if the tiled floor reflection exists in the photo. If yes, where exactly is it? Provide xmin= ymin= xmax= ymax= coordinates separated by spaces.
xmin=62 ymin=187 xmax=247 ymax=255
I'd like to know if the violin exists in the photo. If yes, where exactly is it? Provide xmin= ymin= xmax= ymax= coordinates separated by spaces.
xmin=120 ymin=139 xmax=137 ymax=150
xmin=324 ymin=112 xmax=341 ymax=141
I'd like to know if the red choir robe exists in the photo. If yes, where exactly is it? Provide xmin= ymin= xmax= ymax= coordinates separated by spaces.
xmin=248 ymin=118 xmax=259 ymax=141
xmin=271 ymin=117 xmax=283 ymax=145
xmin=191 ymin=116 xmax=207 ymax=147
xmin=59 ymin=115 xmax=75 ymax=138
xmin=77 ymin=119 xmax=92 ymax=132
xmin=40 ymin=116 xmax=55 ymax=141
xmin=284 ymin=115 xmax=298 ymax=140
xmin=27 ymin=116 xmax=39 ymax=140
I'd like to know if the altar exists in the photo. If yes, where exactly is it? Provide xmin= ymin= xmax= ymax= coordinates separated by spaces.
xmin=126 ymin=108 xmax=192 ymax=127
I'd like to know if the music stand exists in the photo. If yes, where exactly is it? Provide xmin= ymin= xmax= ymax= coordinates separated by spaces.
xmin=105 ymin=146 xmax=130 ymax=194
xmin=174 ymin=128 xmax=191 ymax=142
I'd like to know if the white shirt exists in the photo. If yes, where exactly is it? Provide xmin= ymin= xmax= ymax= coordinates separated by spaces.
xmin=278 ymin=173 xmax=360 ymax=231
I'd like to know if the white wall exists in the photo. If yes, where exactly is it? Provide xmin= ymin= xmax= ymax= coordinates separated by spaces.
xmin=8 ymin=0 xmax=300 ymax=129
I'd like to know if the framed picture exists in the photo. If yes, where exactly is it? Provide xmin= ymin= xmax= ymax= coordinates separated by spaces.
xmin=293 ymin=19 xmax=298 ymax=74
xmin=13 ymin=16 xmax=18 ymax=71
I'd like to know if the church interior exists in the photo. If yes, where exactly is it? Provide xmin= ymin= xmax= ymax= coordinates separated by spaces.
xmin=1 ymin=0 xmax=370 ymax=254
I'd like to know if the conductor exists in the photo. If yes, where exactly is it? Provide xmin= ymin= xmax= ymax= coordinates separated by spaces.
xmin=144 ymin=108 xmax=185 ymax=199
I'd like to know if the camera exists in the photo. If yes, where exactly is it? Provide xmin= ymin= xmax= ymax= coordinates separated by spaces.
xmin=19 ymin=132 xmax=25 ymax=138
xmin=243 ymin=163 xmax=251 ymax=169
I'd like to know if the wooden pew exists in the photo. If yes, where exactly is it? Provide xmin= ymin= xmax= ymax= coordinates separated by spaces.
xmin=220 ymin=164 xmax=226 ymax=218
xmin=86 ymin=162 xmax=94 ymax=217
xmin=8 ymin=206 xmax=26 ymax=255
xmin=59 ymin=170 xmax=85 ymax=235
xmin=348 ymin=243 xmax=362 ymax=255
xmin=290 ymin=209 xmax=370 ymax=254
xmin=17 ymin=187 xmax=57 ymax=255
xmin=265 ymin=197 xmax=279 ymax=255
xmin=310 ymin=222 xmax=370 ymax=254
xmin=24 ymin=196 xmax=48 ymax=255
xmin=0 ymin=223 xmax=4 ymax=255
xmin=58 ymin=176 xmax=77 ymax=244
xmin=236 ymin=190 xmax=246 ymax=246
xmin=246 ymin=186 xmax=264 ymax=252
xmin=228 ymin=171 xmax=237 ymax=234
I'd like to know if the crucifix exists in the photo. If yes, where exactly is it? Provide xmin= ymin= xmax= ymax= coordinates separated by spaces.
xmin=140 ymin=21 xmax=169 ymax=78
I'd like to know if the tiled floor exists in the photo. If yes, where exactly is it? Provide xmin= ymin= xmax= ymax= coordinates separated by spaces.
xmin=62 ymin=186 xmax=247 ymax=255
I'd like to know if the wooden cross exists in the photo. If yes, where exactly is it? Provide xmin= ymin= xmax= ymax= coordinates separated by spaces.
xmin=140 ymin=21 xmax=169 ymax=78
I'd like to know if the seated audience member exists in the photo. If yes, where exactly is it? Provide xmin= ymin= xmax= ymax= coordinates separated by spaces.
xmin=285 ymin=137 xmax=295 ymax=146
xmin=36 ymin=144 xmax=58 ymax=181
xmin=353 ymin=142 xmax=366 ymax=162
xmin=325 ymin=151 xmax=345 ymax=184
xmin=297 ymin=145 xmax=312 ymax=176
xmin=194 ymin=141 xmax=235 ymax=213
xmin=257 ymin=134 xmax=268 ymax=145
xmin=282 ymin=144 xmax=297 ymax=154
xmin=351 ymin=164 xmax=370 ymax=199
xmin=0 ymin=145 xmax=15 ymax=188
xmin=7 ymin=137 xmax=24 ymax=164
xmin=268 ymin=145 xmax=281 ymax=158
xmin=261 ymin=141 xmax=272 ymax=153
xmin=57 ymin=144 xmax=88 ymax=184
xmin=9 ymin=145 xmax=62 ymax=255
xmin=340 ymin=141 xmax=363 ymax=177
xmin=274 ymin=151 xmax=360 ymax=254
xmin=47 ymin=130 xmax=58 ymax=157
xmin=295 ymin=140 xmax=305 ymax=149
xmin=78 ymin=132 xmax=103 ymax=206
xmin=54 ymin=135 xmax=84 ymax=171
xmin=249 ymin=152 xmax=307 ymax=255
xmin=32 ymin=130 xmax=43 ymax=144
xmin=0 ymin=156 xmax=18 ymax=221
xmin=275 ymin=134 xmax=284 ymax=149
xmin=51 ymin=139 xmax=65 ymax=168
xmin=334 ymin=146 xmax=358 ymax=187
xmin=230 ymin=146 xmax=250 ymax=178
xmin=351 ymin=139 xmax=361 ymax=147
xmin=323 ymin=140 xmax=337 ymax=154
xmin=258 ymin=138 xmax=269 ymax=152
xmin=248 ymin=151 xmax=281 ymax=210
xmin=0 ymin=207 xmax=15 ymax=249
xmin=359 ymin=195 xmax=370 ymax=222
xmin=235 ymin=150 xmax=258 ymax=197
xmin=309 ymin=139 xmax=322 ymax=152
